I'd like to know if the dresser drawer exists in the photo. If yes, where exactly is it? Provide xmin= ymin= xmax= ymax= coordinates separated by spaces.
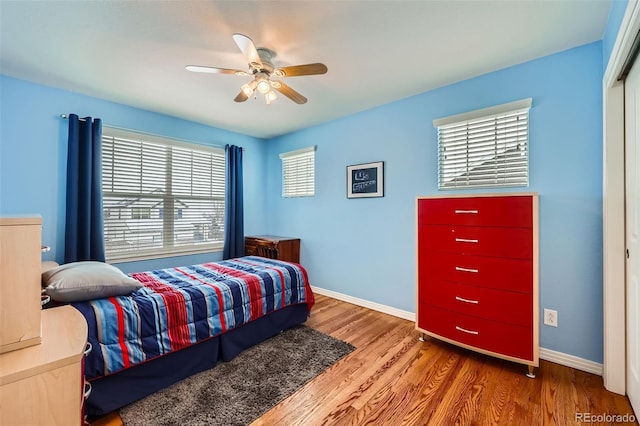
xmin=419 ymin=281 xmax=532 ymax=327
xmin=418 ymin=196 xmax=532 ymax=227
xmin=418 ymin=304 xmax=533 ymax=361
xmin=418 ymin=251 xmax=532 ymax=293
xmin=419 ymin=225 xmax=532 ymax=259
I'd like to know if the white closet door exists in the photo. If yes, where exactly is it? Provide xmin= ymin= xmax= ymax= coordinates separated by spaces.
xmin=626 ymin=52 xmax=640 ymax=417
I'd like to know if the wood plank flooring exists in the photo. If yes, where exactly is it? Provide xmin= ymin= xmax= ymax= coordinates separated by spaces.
xmin=92 ymin=294 xmax=637 ymax=425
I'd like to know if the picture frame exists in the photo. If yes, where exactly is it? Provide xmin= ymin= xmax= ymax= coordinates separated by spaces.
xmin=346 ymin=161 xmax=384 ymax=198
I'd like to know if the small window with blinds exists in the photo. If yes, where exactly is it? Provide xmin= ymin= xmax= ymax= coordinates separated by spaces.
xmin=279 ymin=146 xmax=316 ymax=197
xmin=101 ymin=128 xmax=225 ymax=261
xmin=433 ymin=98 xmax=532 ymax=190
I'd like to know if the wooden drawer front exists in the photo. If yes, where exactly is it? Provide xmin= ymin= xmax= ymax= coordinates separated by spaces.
xmin=245 ymin=238 xmax=277 ymax=257
xmin=1 ymin=363 xmax=83 ymax=426
xmin=418 ymin=304 xmax=533 ymax=361
xmin=245 ymin=244 xmax=257 ymax=256
xmin=418 ymin=196 xmax=532 ymax=227
xmin=420 ymin=225 xmax=532 ymax=259
xmin=244 ymin=236 xmax=300 ymax=263
xmin=418 ymin=252 xmax=532 ymax=293
xmin=420 ymin=281 xmax=532 ymax=327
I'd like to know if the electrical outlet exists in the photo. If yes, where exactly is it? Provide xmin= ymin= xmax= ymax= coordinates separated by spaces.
xmin=544 ymin=309 xmax=558 ymax=327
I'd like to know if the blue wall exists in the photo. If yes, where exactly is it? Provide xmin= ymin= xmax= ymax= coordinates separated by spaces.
xmin=265 ymin=42 xmax=605 ymax=363
xmin=0 ymin=75 xmax=268 ymax=271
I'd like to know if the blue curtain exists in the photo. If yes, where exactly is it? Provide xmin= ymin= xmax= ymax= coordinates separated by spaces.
xmin=223 ymin=144 xmax=244 ymax=259
xmin=64 ymin=114 xmax=106 ymax=263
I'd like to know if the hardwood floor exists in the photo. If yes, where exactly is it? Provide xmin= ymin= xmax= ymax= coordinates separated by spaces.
xmin=92 ymin=294 xmax=637 ymax=425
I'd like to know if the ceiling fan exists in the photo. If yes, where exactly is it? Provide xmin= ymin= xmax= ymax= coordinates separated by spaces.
xmin=186 ymin=33 xmax=328 ymax=105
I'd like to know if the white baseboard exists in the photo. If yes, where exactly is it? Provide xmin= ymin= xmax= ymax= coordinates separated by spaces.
xmin=539 ymin=347 xmax=603 ymax=376
xmin=311 ymin=286 xmax=416 ymax=322
xmin=312 ymin=286 xmax=604 ymax=376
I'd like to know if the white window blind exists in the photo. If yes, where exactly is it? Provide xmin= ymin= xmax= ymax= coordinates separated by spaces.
xmin=279 ymin=146 xmax=316 ymax=197
xmin=101 ymin=128 xmax=225 ymax=261
xmin=434 ymin=98 xmax=531 ymax=190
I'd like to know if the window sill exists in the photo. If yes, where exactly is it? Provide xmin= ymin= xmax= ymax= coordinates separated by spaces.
xmin=107 ymin=245 xmax=223 ymax=264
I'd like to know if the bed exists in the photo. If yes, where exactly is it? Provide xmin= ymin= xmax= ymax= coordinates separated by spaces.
xmin=61 ymin=256 xmax=314 ymax=416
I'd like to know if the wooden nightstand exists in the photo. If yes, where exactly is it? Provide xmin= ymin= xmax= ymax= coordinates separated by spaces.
xmin=0 ymin=305 xmax=88 ymax=425
xmin=245 ymin=235 xmax=300 ymax=263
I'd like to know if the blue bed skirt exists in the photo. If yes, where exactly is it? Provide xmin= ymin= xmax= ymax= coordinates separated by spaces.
xmin=85 ymin=303 xmax=309 ymax=416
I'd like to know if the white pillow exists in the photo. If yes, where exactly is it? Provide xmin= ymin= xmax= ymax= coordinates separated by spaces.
xmin=43 ymin=261 xmax=142 ymax=302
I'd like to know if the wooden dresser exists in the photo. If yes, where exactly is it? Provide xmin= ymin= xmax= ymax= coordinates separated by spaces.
xmin=0 ymin=216 xmax=42 ymax=353
xmin=0 ymin=216 xmax=89 ymax=424
xmin=416 ymin=193 xmax=539 ymax=376
xmin=245 ymin=235 xmax=300 ymax=263
xmin=0 ymin=306 xmax=88 ymax=425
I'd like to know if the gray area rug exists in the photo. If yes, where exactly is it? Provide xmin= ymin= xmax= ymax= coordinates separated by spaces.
xmin=119 ymin=325 xmax=355 ymax=426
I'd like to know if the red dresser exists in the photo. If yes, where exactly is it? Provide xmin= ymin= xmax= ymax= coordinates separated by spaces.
xmin=416 ymin=193 xmax=539 ymax=376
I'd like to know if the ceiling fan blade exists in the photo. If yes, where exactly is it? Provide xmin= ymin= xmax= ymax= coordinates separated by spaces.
xmin=274 ymin=63 xmax=328 ymax=77
xmin=272 ymin=81 xmax=307 ymax=104
xmin=232 ymin=33 xmax=263 ymax=69
xmin=234 ymin=90 xmax=249 ymax=102
xmin=186 ymin=65 xmax=248 ymax=76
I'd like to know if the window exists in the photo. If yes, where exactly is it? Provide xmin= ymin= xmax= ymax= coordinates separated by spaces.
xmin=102 ymin=128 xmax=225 ymax=261
xmin=280 ymin=146 xmax=316 ymax=197
xmin=158 ymin=208 xmax=183 ymax=220
xmin=434 ymin=98 xmax=531 ymax=190
xmin=131 ymin=207 xmax=151 ymax=220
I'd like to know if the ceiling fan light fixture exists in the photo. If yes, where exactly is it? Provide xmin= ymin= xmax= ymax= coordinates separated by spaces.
xmin=256 ymin=78 xmax=270 ymax=94
xmin=266 ymin=90 xmax=277 ymax=104
xmin=241 ymin=83 xmax=253 ymax=96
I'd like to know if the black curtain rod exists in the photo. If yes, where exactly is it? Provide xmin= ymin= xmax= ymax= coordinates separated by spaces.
xmin=59 ymin=114 xmax=234 ymax=151
xmin=60 ymin=114 xmax=86 ymax=121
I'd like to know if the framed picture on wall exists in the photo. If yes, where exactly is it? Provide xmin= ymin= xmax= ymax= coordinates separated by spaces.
xmin=347 ymin=161 xmax=384 ymax=198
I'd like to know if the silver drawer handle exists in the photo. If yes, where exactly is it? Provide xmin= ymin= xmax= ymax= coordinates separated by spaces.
xmin=454 ymin=209 xmax=478 ymax=214
xmin=455 ymin=238 xmax=479 ymax=243
xmin=455 ymin=266 xmax=478 ymax=273
xmin=84 ymin=342 xmax=92 ymax=357
xmin=455 ymin=296 xmax=479 ymax=304
xmin=455 ymin=326 xmax=479 ymax=335
xmin=84 ymin=381 xmax=92 ymax=399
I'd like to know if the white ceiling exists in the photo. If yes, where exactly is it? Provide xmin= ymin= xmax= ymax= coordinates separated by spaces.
xmin=0 ymin=1 xmax=612 ymax=139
